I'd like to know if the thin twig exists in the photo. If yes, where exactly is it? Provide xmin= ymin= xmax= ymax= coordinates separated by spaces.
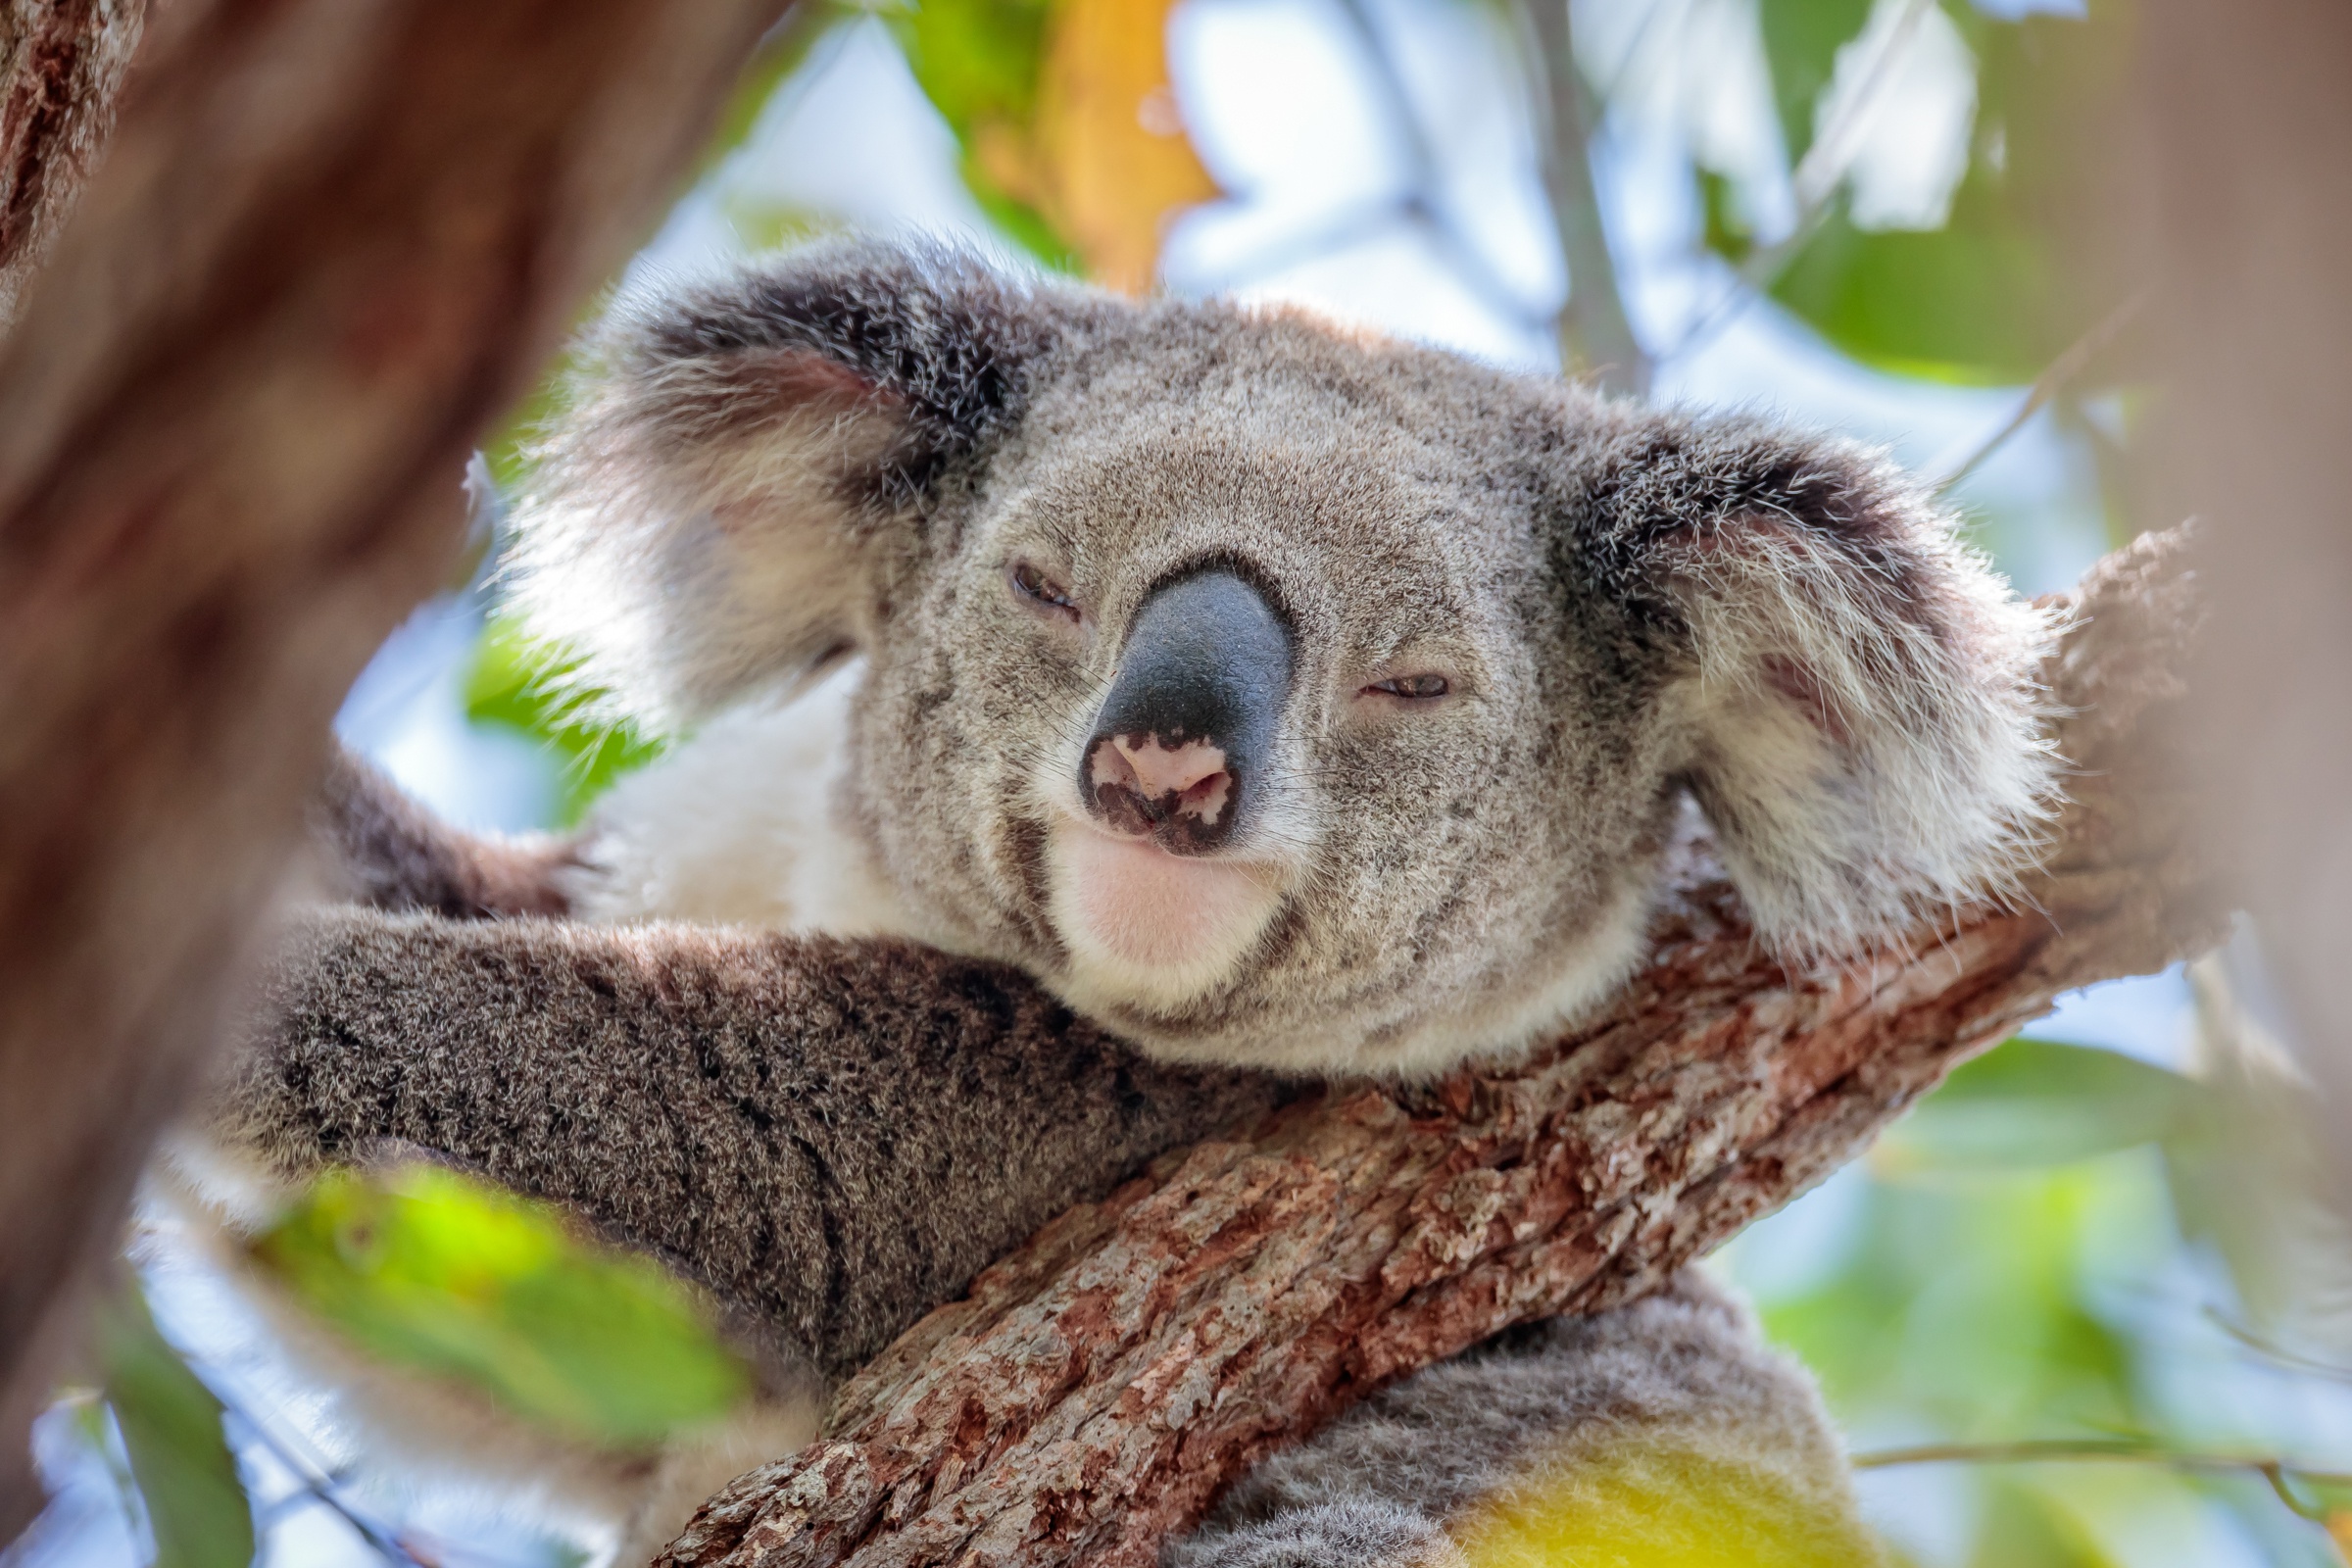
xmin=1514 ymin=0 xmax=1649 ymax=394
xmin=1853 ymin=1439 xmax=2352 ymax=1522
xmin=2206 ymin=1307 xmax=2352 ymax=1388
xmin=1931 ymin=289 xmax=2151 ymax=496
xmin=203 ymin=1360 xmax=545 ymax=1568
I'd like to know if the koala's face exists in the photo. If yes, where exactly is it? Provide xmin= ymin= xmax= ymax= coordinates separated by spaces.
xmin=515 ymin=243 xmax=2057 ymax=1076
xmin=845 ymin=338 xmax=1677 ymax=1073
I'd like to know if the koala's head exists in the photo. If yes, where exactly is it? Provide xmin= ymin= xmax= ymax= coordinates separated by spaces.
xmin=512 ymin=241 xmax=2057 ymax=1075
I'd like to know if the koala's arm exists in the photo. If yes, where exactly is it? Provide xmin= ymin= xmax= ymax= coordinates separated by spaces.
xmin=211 ymin=906 xmax=1281 ymax=1378
xmin=306 ymin=743 xmax=579 ymax=918
xmin=1171 ymin=1271 xmax=1884 ymax=1568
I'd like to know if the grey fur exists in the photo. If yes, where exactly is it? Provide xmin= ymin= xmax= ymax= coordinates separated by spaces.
xmin=218 ymin=901 xmax=1279 ymax=1379
xmin=1174 ymin=1272 xmax=1884 ymax=1567
xmin=513 ymin=238 xmax=2058 ymax=1075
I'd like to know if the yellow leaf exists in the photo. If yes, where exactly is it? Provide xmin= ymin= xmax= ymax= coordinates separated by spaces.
xmin=1032 ymin=0 xmax=1218 ymax=294
xmin=1453 ymin=1446 xmax=1885 ymax=1568
xmin=2328 ymin=1509 xmax=2352 ymax=1564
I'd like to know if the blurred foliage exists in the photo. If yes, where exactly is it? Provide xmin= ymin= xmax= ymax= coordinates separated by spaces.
xmin=1454 ymin=1448 xmax=1883 ymax=1567
xmin=91 ymin=1282 xmax=255 ymax=1568
xmin=1697 ymin=166 xmax=1756 ymax=267
xmin=1714 ymin=0 xmax=2136 ymax=384
xmin=1881 ymin=1038 xmax=2196 ymax=1174
xmin=1740 ymin=1030 xmax=2352 ymax=1565
xmin=886 ymin=0 xmax=1219 ymax=292
xmin=465 ymin=612 xmax=662 ymax=827
xmin=248 ymin=1166 xmax=749 ymax=1448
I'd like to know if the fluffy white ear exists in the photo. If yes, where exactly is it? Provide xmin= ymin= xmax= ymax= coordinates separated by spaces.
xmin=1585 ymin=416 xmax=2062 ymax=956
xmin=506 ymin=241 xmax=1067 ymax=732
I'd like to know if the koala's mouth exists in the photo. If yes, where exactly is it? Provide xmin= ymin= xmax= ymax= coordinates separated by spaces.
xmin=1042 ymin=815 xmax=1284 ymax=1013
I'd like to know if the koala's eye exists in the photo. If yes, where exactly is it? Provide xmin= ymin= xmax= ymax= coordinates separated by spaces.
xmin=1365 ymin=673 xmax=1450 ymax=701
xmin=1009 ymin=561 xmax=1080 ymax=621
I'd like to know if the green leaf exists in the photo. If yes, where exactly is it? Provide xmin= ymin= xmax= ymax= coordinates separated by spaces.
xmin=1761 ymin=4 xmax=2135 ymax=384
xmin=1758 ymin=0 xmax=1875 ymax=167
xmin=249 ymin=1166 xmax=749 ymax=1448
xmin=1882 ymin=1038 xmax=2197 ymax=1172
xmin=463 ymin=612 xmax=662 ymax=826
xmin=889 ymin=0 xmax=1055 ymax=143
xmin=1768 ymin=189 xmax=2055 ymax=384
xmin=97 ymin=1283 xmax=255 ymax=1568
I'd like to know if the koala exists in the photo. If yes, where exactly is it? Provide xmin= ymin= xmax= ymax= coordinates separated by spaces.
xmin=208 ymin=235 xmax=2054 ymax=1561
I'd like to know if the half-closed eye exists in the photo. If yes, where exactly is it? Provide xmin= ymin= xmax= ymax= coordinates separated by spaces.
xmin=1363 ymin=673 xmax=1450 ymax=701
xmin=1009 ymin=561 xmax=1082 ymax=623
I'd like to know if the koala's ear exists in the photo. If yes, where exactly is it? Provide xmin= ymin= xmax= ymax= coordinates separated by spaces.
xmin=1578 ymin=416 xmax=2062 ymax=956
xmin=507 ymin=241 xmax=1067 ymax=730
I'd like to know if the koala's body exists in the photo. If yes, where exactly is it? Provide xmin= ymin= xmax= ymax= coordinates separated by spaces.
xmin=210 ymin=238 xmax=2056 ymax=1563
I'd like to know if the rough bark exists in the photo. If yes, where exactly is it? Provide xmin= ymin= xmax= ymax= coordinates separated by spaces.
xmin=0 ymin=0 xmax=787 ymax=1536
xmin=0 ymin=0 xmax=143 ymax=329
xmin=658 ymin=528 xmax=2217 ymax=1568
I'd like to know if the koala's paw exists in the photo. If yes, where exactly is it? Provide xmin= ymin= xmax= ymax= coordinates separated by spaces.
xmin=1167 ymin=1501 xmax=1468 ymax=1568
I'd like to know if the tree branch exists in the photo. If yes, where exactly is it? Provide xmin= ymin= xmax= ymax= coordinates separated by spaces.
xmin=654 ymin=527 xmax=2218 ymax=1568
xmin=1851 ymin=1440 xmax=2352 ymax=1523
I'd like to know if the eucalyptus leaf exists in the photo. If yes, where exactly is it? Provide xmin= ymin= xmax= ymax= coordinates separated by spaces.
xmin=1769 ymin=190 xmax=2054 ymax=383
xmin=97 ymin=1283 xmax=255 ymax=1568
xmin=1882 ymin=1037 xmax=2197 ymax=1172
xmin=250 ymin=1166 xmax=749 ymax=1448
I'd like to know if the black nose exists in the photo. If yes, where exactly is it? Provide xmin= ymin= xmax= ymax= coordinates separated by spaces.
xmin=1081 ymin=568 xmax=1294 ymax=855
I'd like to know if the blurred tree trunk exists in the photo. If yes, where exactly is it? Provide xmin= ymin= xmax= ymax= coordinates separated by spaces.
xmin=0 ymin=0 xmax=788 ymax=1538
xmin=0 ymin=0 xmax=144 ymax=328
xmin=2130 ymin=1 xmax=2352 ymax=1287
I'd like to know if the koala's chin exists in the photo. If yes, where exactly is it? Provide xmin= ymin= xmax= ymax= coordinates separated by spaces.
xmin=1043 ymin=816 xmax=1287 ymax=1016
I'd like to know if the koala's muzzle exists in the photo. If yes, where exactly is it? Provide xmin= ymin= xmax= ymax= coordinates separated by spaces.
xmin=1082 ymin=568 xmax=1293 ymax=856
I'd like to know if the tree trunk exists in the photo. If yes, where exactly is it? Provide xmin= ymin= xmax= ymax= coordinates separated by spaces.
xmin=657 ymin=527 xmax=2218 ymax=1568
xmin=0 ymin=0 xmax=144 ymax=329
xmin=0 ymin=0 xmax=786 ymax=1536
xmin=2131 ymin=0 xmax=2352 ymax=1251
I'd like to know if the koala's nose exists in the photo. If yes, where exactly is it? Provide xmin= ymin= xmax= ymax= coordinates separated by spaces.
xmin=1081 ymin=568 xmax=1293 ymax=855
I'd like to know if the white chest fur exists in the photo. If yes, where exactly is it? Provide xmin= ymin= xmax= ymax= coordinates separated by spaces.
xmin=564 ymin=662 xmax=917 ymax=939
